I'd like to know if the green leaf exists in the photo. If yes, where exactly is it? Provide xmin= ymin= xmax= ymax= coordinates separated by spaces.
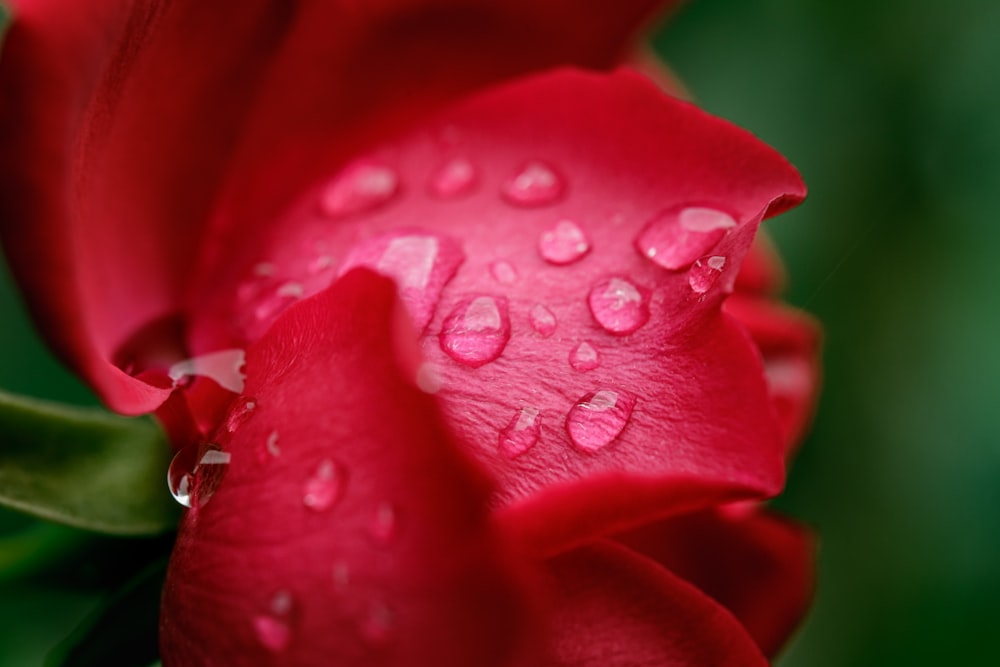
xmin=46 ymin=558 xmax=166 ymax=667
xmin=0 ymin=390 xmax=179 ymax=535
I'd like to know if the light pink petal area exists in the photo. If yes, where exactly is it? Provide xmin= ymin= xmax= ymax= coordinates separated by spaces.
xmin=160 ymin=270 xmax=535 ymax=667
xmin=542 ymin=542 xmax=769 ymax=666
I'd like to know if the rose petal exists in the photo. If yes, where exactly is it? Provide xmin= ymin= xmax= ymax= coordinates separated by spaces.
xmin=736 ymin=232 xmax=789 ymax=295
xmin=160 ymin=270 xmax=535 ymax=667
xmin=542 ymin=542 xmax=769 ymax=666
xmin=616 ymin=507 xmax=816 ymax=657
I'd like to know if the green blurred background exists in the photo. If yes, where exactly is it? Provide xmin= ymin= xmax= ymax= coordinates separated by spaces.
xmin=2 ymin=0 xmax=999 ymax=664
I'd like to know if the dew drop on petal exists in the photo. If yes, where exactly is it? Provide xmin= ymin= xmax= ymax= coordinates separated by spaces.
xmin=265 ymin=430 xmax=281 ymax=457
xmin=688 ymin=255 xmax=727 ymax=294
xmin=415 ymin=362 xmax=443 ymax=394
xmin=636 ymin=206 xmax=736 ymax=270
xmin=307 ymin=254 xmax=335 ymax=276
xmin=498 ymin=407 xmax=541 ymax=458
xmin=529 ymin=304 xmax=557 ymax=337
xmin=429 ymin=157 xmax=477 ymax=198
xmin=226 ymin=397 xmax=257 ymax=433
xmin=303 ymin=459 xmax=346 ymax=512
xmin=569 ymin=341 xmax=601 ymax=372
xmin=502 ymin=161 xmax=564 ymax=207
xmin=252 ymin=590 xmax=295 ymax=653
xmin=440 ymin=295 xmax=511 ymax=367
xmin=359 ymin=601 xmax=395 ymax=646
xmin=489 ymin=260 xmax=518 ymax=284
xmin=169 ymin=443 xmax=231 ymax=509
xmin=369 ymin=502 xmax=398 ymax=545
xmin=538 ymin=219 xmax=590 ymax=265
xmin=587 ymin=277 xmax=650 ymax=335
xmin=167 ymin=445 xmax=198 ymax=508
xmin=320 ymin=161 xmax=399 ymax=218
xmin=566 ymin=389 xmax=637 ymax=452
xmin=168 ymin=349 xmax=247 ymax=394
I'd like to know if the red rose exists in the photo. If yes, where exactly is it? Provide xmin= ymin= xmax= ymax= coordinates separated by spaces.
xmin=0 ymin=2 xmax=820 ymax=665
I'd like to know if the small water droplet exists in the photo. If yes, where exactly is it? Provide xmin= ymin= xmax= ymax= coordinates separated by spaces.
xmin=226 ymin=397 xmax=257 ymax=433
xmin=307 ymin=254 xmax=334 ymax=275
xmin=538 ymin=219 xmax=590 ymax=265
xmin=429 ymin=157 xmax=477 ymax=198
xmin=265 ymin=430 xmax=281 ymax=457
xmin=303 ymin=459 xmax=346 ymax=512
xmin=168 ymin=443 xmax=231 ymax=508
xmin=569 ymin=341 xmax=601 ymax=372
xmin=529 ymin=304 xmax=557 ymax=337
xmin=498 ymin=407 xmax=541 ymax=458
xmin=566 ymin=389 xmax=637 ymax=452
xmin=502 ymin=161 xmax=564 ymax=207
xmin=253 ymin=262 xmax=276 ymax=277
xmin=252 ymin=590 xmax=295 ymax=653
xmin=688 ymin=255 xmax=727 ymax=294
xmin=321 ymin=160 xmax=399 ymax=218
xmin=369 ymin=502 xmax=398 ymax=545
xmin=359 ymin=601 xmax=395 ymax=645
xmin=168 ymin=349 xmax=247 ymax=394
xmin=489 ymin=260 xmax=518 ymax=284
xmin=587 ymin=277 xmax=650 ymax=335
xmin=440 ymin=295 xmax=511 ymax=367
xmin=415 ymin=362 xmax=443 ymax=394
xmin=636 ymin=206 xmax=736 ymax=270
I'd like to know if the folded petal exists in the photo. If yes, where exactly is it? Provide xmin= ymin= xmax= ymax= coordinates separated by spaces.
xmin=160 ymin=270 xmax=535 ymax=667
xmin=617 ymin=507 xmax=816 ymax=657
xmin=542 ymin=542 xmax=768 ymax=666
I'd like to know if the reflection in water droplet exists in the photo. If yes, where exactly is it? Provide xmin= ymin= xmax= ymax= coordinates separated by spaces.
xmin=489 ymin=260 xmax=518 ymax=284
xmin=566 ymin=389 xmax=637 ymax=452
xmin=538 ymin=219 xmax=590 ymax=265
xmin=688 ymin=255 xmax=727 ymax=294
xmin=369 ymin=502 xmax=398 ymax=545
xmin=252 ymin=590 xmax=295 ymax=653
xmin=303 ymin=459 xmax=346 ymax=512
xmin=498 ymin=407 xmax=541 ymax=458
xmin=529 ymin=304 xmax=557 ymax=337
xmin=587 ymin=277 xmax=650 ymax=335
xmin=429 ymin=157 xmax=477 ymax=198
xmin=360 ymin=601 xmax=395 ymax=645
xmin=168 ymin=443 xmax=231 ymax=508
xmin=168 ymin=349 xmax=247 ymax=394
xmin=321 ymin=161 xmax=399 ymax=218
xmin=636 ymin=206 xmax=736 ymax=270
xmin=501 ymin=161 xmax=564 ymax=206
xmin=226 ymin=397 xmax=257 ymax=433
xmin=569 ymin=342 xmax=601 ymax=372
xmin=440 ymin=295 xmax=511 ymax=367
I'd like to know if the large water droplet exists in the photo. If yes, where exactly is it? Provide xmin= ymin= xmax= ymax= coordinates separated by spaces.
xmin=529 ymin=304 xmax=557 ymax=337
xmin=489 ymin=260 xmax=518 ymax=284
xmin=168 ymin=443 xmax=231 ymax=508
xmin=440 ymin=295 xmax=511 ymax=367
xmin=252 ymin=590 xmax=295 ymax=653
xmin=320 ymin=161 xmax=399 ymax=218
xmin=359 ymin=601 xmax=395 ymax=645
xmin=538 ymin=219 xmax=590 ymax=265
xmin=688 ymin=255 xmax=727 ymax=294
xmin=429 ymin=157 xmax=477 ymax=198
xmin=498 ymin=407 xmax=541 ymax=458
xmin=587 ymin=277 xmax=650 ymax=335
xmin=303 ymin=459 xmax=346 ymax=512
xmin=636 ymin=206 xmax=736 ymax=270
xmin=369 ymin=502 xmax=398 ymax=545
xmin=340 ymin=232 xmax=464 ymax=331
xmin=226 ymin=397 xmax=257 ymax=433
xmin=569 ymin=341 xmax=601 ymax=372
xmin=168 ymin=349 xmax=246 ymax=394
xmin=502 ymin=161 xmax=564 ymax=206
xmin=566 ymin=389 xmax=637 ymax=452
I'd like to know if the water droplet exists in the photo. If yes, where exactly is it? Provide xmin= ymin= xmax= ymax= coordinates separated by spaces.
xmin=359 ymin=601 xmax=395 ymax=645
xmin=340 ymin=232 xmax=464 ymax=331
xmin=440 ymin=295 xmax=511 ymax=367
xmin=265 ymin=430 xmax=281 ymax=457
xmin=429 ymin=157 xmax=477 ymax=198
xmin=252 ymin=590 xmax=295 ymax=653
xmin=253 ymin=262 xmax=276 ymax=277
xmin=529 ymin=304 xmax=557 ymax=337
xmin=168 ymin=443 xmax=231 ymax=508
xmin=635 ymin=206 xmax=736 ymax=270
xmin=415 ymin=362 xmax=443 ymax=394
xmin=502 ymin=161 xmax=564 ymax=206
xmin=538 ymin=219 xmax=590 ymax=265
xmin=489 ymin=260 xmax=518 ymax=284
xmin=566 ymin=389 xmax=637 ymax=452
xmin=226 ymin=397 xmax=257 ymax=433
xmin=498 ymin=407 xmax=541 ymax=458
xmin=307 ymin=254 xmax=334 ymax=275
xmin=569 ymin=342 xmax=601 ymax=372
xmin=369 ymin=502 xmax=398 ymax=545
xmin=688 ymin=255 xmax=727 ymax=294
xmin=303 ymin=459 xmax=345 ymax=512
xmin=320 ymin=160 xmax=399 ymax=218
xmin=168 ymin=349 xmax=246 ymax=394
xmin=587 ymin=277 xmax=650 ymax=335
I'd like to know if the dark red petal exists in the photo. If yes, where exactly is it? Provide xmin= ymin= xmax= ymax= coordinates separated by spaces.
xmin=616 ymin=507 xmax=816 ymax=657
xmin=160 ymin=270 xmax=535 ymax=667
xmin=724 ymin=295 xmax=823 ymax=455
xmin=542 ymin=542 xmax=769 ymax=666
xmin=193 ymin=69 xmax=805 ymax=555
